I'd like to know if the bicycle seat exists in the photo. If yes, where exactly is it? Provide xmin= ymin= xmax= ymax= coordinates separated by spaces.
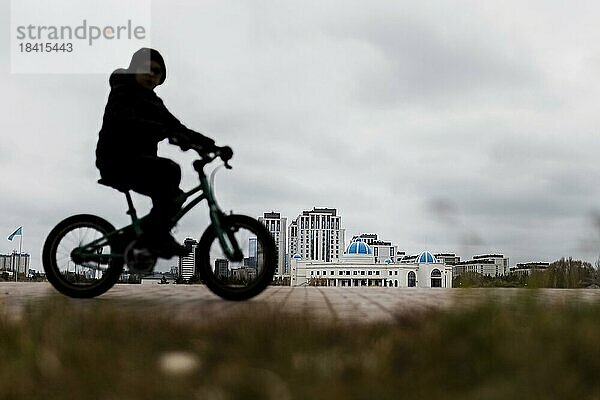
xmin=97 ymin=178 xmax=131 ymax=193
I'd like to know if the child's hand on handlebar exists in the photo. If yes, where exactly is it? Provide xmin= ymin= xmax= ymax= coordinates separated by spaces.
xmin=218 ymin=145 xmax=233 ymax=161
xmin=170 ymin=129 xmax=216 ymax=152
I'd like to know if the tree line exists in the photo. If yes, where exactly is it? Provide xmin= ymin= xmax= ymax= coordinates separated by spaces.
xmin=453 ymin=257 xmax=600 ymax=288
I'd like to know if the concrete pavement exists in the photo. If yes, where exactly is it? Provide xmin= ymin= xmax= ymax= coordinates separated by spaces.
xmin=2 ymin=282 xmax=600 ymax=324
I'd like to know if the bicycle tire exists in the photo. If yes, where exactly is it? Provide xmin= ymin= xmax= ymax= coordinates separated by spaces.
xmin=42 ymin=214 xmax=124 ymax=298
xmin=196 ymin=214 xmax=276 ymax=301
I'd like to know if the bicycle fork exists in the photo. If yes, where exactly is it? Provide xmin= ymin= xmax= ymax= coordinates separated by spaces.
xmin=209 ymin=205 xmax=244 ymax=262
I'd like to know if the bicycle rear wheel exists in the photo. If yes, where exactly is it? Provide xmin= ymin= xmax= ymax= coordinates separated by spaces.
xmin=196 ymin=214 xmax=276 ymax=301
xmin=42 ymin=214 xmax=124 ymax=298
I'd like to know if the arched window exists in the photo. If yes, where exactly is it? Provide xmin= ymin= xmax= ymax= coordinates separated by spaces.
xmin=408 ymin=271 xmax=416 ymax=287
xmin=431 ymin=269 xmax=442 ymax=288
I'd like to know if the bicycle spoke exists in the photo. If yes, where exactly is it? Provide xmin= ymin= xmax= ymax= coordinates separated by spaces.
xmin=50 ymin=223 xmax=113 ymax=287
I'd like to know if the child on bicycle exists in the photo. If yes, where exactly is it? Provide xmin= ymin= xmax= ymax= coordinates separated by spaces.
xmin=96 ymin=48 xmax=215 ymax=257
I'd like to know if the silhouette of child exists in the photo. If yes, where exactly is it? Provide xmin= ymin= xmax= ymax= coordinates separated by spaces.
xmin=96 ymin=48 xmax=215 ymax=257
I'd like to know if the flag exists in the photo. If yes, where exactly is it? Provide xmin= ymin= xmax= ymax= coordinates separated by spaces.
xmin=7 ymin=226 xmax=22 ymax=241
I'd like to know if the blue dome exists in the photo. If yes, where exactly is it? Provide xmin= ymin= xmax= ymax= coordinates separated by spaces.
xmin=416 ymin=251 xmax=436 ymax=264
xmin=292 ymin=253 xmax=302 ymax=260
xmin=384 ymin=258 xmax=393 ymax=264
xmin=345 ymin=238 xmax=373 ymax=255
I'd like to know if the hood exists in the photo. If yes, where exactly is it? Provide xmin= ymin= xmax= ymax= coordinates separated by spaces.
xmin=127 ymin=47 xmax=166 ymax=85
xmin=109 ymin=68 xmax=135 ymax=88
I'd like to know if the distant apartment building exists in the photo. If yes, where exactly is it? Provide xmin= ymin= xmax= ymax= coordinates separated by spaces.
xmin=215 ymin=258 xmax=230 ymax=278
xmin=0 ymin=254 xmax=10 ymax=271
xmin=357 ymin=233 xmax=397 ymax=264
xmin=434 ymin=253 xmax=461 ymax=265
xmin=399 ymin=252 xmax=460 ymax=265
xmin=288 ymin=207 xmax=345 ymax=263
xmin=258 ymin=212 xmax=287 ymax=276
xmin=358 ymin=233 xmax=378 ymax=245
xmin=453 ymin=254 xmax=510 ymax=277
xmin=249 ymin=237 xmax=257 ymax=258
xmin=289 ymin=220 xmax=298 ymax=261
xmin=178 ymin=238 xmax=198 ymax=281
xmin=245 ymin=237 xmax=258 ymax=268
xmin=0 ymin=252 xmax=30 ymax=274
xmin=395 ymin=251 xmax=406 ymax=263
xmin=509 ymin=262 xmax=550 ymax=275
xmin=399 ymin=254 xmax=419 ymax=263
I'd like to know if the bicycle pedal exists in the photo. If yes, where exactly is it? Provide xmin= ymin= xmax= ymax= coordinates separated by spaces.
xmin=124 ymin=241 xmax=157 ymax=273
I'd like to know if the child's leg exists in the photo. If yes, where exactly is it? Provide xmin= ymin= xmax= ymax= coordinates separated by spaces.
xmin=127 ymin=156 xmax=183 ymax=235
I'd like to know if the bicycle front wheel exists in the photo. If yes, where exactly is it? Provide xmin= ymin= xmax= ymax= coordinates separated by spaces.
xmin=42 ymin=214 xmax=124 ymax=298
xmin=196 ymin=214 xmax=276 ymax=301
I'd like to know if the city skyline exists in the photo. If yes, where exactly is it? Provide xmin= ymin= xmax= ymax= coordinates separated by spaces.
xmin=2 ymin=0 xmax=600 ymax=271
xmin=0 ymin=198 xmax=596 ymax=274
xmin=273 ymin=207 xmax=521 ymax=268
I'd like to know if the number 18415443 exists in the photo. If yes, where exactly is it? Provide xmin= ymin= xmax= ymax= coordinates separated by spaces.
xmin=18 ymin=42 xmax=73 ymax=52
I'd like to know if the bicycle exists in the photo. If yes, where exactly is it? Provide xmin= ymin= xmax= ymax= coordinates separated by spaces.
xmin=42 ymin=145 xmax=277 ymax=301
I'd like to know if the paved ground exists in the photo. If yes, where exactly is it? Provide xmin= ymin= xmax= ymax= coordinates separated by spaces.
xmin=2 ymin=282 xmax=600 ymax=324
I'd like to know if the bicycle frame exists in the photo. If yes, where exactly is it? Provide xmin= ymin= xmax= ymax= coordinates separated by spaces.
xmin=74 ymin=157 xmax=243 ymax=264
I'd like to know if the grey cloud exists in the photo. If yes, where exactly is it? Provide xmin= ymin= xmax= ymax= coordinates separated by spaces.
xmin=428 ymin=197 xmax=460 ymax=225
xmin=414 ymin=165 xmax=594 ymax=222
xmin=0 ymin=1 xmax=8 ymax=67
xmin=0 ymin=143 xmax=11 ymax=165
xmin=2 ymin=0 xmax=600 ymax=268
xmin=321 ymin=4 xmax=544 ymax=109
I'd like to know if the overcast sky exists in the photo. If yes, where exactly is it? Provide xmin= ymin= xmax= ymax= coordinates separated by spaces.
xmin=2 ymin=0 xmax=600 ymax=270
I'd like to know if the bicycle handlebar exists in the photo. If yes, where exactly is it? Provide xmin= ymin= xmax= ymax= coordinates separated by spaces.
xmin=190 ymin=144 xmax=233 ymax=170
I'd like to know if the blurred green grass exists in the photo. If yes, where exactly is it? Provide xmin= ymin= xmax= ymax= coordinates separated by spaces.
xmin=1 ymin=293 xmax=600 ymax=400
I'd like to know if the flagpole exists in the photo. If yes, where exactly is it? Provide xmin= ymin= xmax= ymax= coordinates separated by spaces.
xmin=6 ymin=226 xmax=22 ymax=282
xmin=16 ymin=233 xmax=23 ymax=282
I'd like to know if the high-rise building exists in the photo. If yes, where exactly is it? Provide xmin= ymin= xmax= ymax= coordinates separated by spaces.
xmin=178 ymin=238 xmax=198 ymax=281
xmin=258 ymin=212 xmax=287 ymax=276
xmin=0 ymin=254 xmax=10 ymax=271
xmin=0 ymin=252 xmax=29 ymax=274
xmin=289 ymin=220 xmax=298 ymax=262
xmin=245 ymin=237 xmax=257 ymax=268
xmin=249 ymin=237 xmax=257 ymax=258
xmin=215 ymin=258 xmax=229 ymax=278
xmin=288 ymin=207 xmax=345 ymax=263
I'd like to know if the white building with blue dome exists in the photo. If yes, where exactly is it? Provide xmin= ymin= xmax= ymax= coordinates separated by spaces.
xmin=346 ymin=238 xmax=372 ymax=255
xmin=290 ymin=238 xmax=453 ymax=288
